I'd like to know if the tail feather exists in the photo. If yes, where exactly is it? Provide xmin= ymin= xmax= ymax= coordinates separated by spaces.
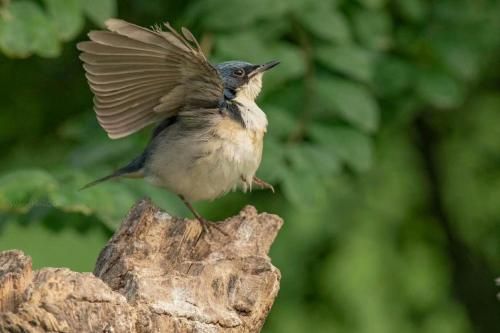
xmin=79 ymin=171 xmax=124 ymax=191
xmin=80 ymin=152 xmax=147 ymax=191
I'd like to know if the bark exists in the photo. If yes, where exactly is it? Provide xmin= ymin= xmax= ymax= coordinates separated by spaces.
xmin=0 ymin=199 xmax=283 ymax=333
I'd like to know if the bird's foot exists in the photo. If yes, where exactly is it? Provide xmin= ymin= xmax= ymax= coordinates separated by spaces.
xmin=253 ymin=176 xmax=275 ymax=193
xmin=178 ymin=194 xmax=228 ymax=237
xmin=196 ymin=217 xmax=228 ymax=237
xmin=197 ymin=216 xmax=211 ymax=235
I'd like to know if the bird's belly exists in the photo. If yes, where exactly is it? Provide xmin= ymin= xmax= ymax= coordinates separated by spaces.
xmin=147 ymin=120 xmax=264 ymax=202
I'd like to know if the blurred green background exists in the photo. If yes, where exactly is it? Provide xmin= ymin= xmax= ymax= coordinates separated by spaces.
xmin=1 ymin=0 xmax=500 ymax=332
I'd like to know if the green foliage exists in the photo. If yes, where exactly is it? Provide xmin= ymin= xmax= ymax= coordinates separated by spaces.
xmin=0 ymin=0 xmax=116 ymax=57
xmin=317 ymin=44 xmax=375 ymax=82
xmin=317 ymin=77 xmax=380 ymax=132
xmin=1 ymin=0 xmax=500 ymax=332
xmin=439 ymin=94 xmax=500 ymax=266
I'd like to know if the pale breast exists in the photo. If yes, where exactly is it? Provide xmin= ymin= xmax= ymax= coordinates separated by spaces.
xmin=145 ymin=107 xmax=267 ymax=202
xmin=214 ymin=117 xmax=265 ymax=182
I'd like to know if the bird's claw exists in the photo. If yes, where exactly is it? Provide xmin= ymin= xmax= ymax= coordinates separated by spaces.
xmin=253 ymin=176 xmax=275 ymax=193
xmin=197 ymin=217 xmax=228 ymax=237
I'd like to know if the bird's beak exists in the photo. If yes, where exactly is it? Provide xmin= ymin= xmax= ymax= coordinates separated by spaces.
xmin=248 ymin=60 xmax=280 ymax=78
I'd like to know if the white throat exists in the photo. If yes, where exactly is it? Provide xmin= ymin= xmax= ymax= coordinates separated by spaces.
xmin=233 ymin=74 xmax=267 ymax=131
xmin=236 ymin=73 xmax=263 ymax=101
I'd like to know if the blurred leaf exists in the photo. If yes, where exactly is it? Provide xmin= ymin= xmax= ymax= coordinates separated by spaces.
xmin=400 ymin=242 xmax=449 ymax=310
xmin=353 ymin=8 xmax=392 ymax=50
xmin=258 ymin=137 xmax=286 ymax=183
xmin=317 ymin=44 xmax=375 ymax=82
xmin=358 ymin=0 xmax=387 ymax=9
xmin=374 ymin=56 xmax=414 ymax=97
xmin=188 ymin=0 xmax=287 ymax=30
xmin=299 ymin=7 xmax=351 ymax=44
xmin=281 ymin=167 xmax=327 ymax=207
xmin=317 ymin=77 xmax=380 ymax=133
xmin=307 ymin=147 xmax=341 ymax=175
xmin=395 ymin=0 xmax=428 ymax=22
xmin=266 ymin=43 xmax=306 ymax=88
xmin=312 ymin=125 xmax=373 ymax=172
xmin=44 ymin=0 xmax=84 ymax=41
xmin=280 ymin=143 xmax=339 ymax=206
xmin=216 ymin=32 xmax=266 ymax=61
xmin=263 ymin=81 xmax=305 ymax=114
xmin=286 ymin=145 xmax=311 ymax=172
xmin=82 ymin=0 xmax=116 ymax=27
xmin=439 ymin=94 xmax=500 ymax=264
xmin=416 ymin=69 xmax=465 ymax=109
xmin=251 ymin=19 xmax=290 ymax=40
xmin=0 ymin=169 xmax=57 ymax=213
xmin=434 ymin=42 xmax=480 ymax=81
xmin=266 ymin=106 xmax=297 ymax=139
xmin=0 ymin=1 xmax=60 ymax=58
xmin=0 ymin=168 xmax=167 ymax=229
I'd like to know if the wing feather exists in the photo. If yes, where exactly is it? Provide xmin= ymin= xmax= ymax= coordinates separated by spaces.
xmin=94 ymin=88 xmax=168 ymax=109
xmin=88 ymin=77 xmax=172 ymax=93
xmin=77 ymin=18 xmax=223 ymax=139
xmin=79 ymin=53 xmax=168 ymax=65
xmin=94 ymin=85 xmax=167 ymax=102
xmin=77 ymin=41 xmax=166 ymax=58
xmin=85 ymin=73 xmax=171 ymax=86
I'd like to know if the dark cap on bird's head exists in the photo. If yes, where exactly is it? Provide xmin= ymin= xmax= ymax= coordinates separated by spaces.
xmin=215 ymin=60 xmax=280 ymax=93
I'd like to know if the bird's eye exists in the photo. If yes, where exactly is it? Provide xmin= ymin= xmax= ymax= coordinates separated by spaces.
xmin=233 ymin=69 xmax=244 ymax=77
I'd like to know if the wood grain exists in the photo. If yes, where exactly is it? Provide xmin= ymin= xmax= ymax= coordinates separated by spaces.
xmin=0 ymin=199 xmax=282 ymax=333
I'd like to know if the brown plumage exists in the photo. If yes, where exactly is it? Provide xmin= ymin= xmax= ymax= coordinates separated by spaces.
xmin=77 ymin=19 xmax=223 ymax=139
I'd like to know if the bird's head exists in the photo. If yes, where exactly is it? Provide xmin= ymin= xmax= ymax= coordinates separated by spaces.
xmin=215 ymin=60 xmax=280 ymax=101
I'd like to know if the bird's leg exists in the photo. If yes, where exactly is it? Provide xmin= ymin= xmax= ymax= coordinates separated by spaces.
xmin=253 ymin=176 xmax=275 ymax=193
xmin=178 ymin=195 xmax=227 ymax=236
xmin=179 ymin=195 xmax=210 ymax=234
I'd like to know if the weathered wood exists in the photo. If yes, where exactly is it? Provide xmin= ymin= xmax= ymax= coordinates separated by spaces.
xmin=0 ymin=251 xmax=32 ymax=314
xmin=0 ymin=199 xmax=283 ymax=332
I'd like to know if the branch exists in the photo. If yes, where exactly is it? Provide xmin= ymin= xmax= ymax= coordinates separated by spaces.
xmin=0 ymin=199 xmax=283 ymax=332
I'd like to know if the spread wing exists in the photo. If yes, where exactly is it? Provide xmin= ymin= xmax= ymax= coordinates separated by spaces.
xmin=77 ymin=19 xmax=224 ymax=139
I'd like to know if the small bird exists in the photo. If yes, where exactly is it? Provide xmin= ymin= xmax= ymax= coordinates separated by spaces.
xmin=77 ymin=19 xmax=278 ymax=232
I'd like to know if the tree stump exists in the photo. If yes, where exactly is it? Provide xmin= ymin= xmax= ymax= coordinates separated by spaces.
xmin=0 ymin=199 xmax=283 ymax=332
